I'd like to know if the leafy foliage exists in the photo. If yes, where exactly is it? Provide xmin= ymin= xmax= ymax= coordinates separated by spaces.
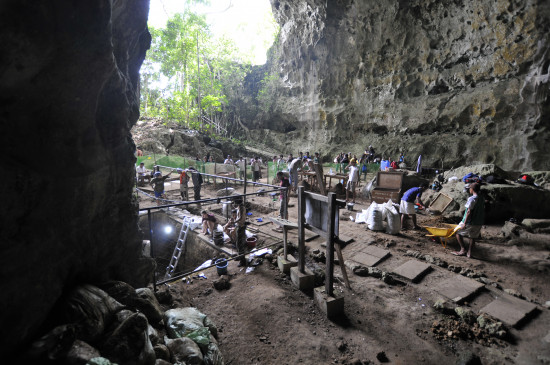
xmin=140 ymin=2 xmax=265 ymax=138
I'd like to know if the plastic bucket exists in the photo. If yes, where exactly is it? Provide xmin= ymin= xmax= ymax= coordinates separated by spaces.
xmin=215 ymin=259 xmax=228 ymax=275
xmin=246 ymin=237 xmax=257 ymax=249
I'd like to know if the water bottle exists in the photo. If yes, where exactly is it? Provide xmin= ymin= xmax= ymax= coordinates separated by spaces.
xmin=329 ymin=168 xmax=333 ymax=175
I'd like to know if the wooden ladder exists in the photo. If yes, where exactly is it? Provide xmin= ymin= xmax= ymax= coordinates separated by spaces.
xmin=165 ymin=217 xmax=191 ymax=279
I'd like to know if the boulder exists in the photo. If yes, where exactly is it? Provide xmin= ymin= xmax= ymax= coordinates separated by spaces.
xmin=521 ymin=219 xmax=550 ymax=233
xmin=135 ymin=288 xmax=165 ymax=327
xmin=62 ymin=285 xmax=124 ymax=343
xmin=100 ymin=312 xmax=155 ymax=365
xmin=165 ymin=337 xmax=203 ymax=365
xmin=65 ymin=340 xmax=101 ymax=365
xmin=443 ymin=164 xmax=512 ymax=181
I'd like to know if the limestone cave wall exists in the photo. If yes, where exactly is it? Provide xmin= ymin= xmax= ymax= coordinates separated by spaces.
xmin=0 ymin=0 xmax=153 ymax=353
xmin=249 ymin=0 xmax=550 ymax=171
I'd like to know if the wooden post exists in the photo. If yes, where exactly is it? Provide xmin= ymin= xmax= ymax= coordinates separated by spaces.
xmin=335 ymin=243 xmax=351 ymax=289
xmin=243 ymin=158 xmax=247 ymax=205
xmin=298 ymin=186 xmax=306 ymax=273
xmin=283 ymin=226 xmax=288 ymax=260
xmin=314 ymin=163 xmax=326 ymax=195
xmin=214 ymin=162 xmax=217 ymax=188
xmin=325 ymin=192 xmax=336 ymax=296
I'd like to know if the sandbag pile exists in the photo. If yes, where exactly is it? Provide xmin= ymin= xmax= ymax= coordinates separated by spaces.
xmin=24 ymin=283 xmax=224 ymax=365
xmin=355 ymin=200 xmax=401 ymax=235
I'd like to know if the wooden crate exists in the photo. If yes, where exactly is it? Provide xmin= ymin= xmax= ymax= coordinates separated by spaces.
xmin=371 ymin=171 xmax=404 ymax=204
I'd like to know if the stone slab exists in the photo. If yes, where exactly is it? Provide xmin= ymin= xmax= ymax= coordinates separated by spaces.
xmin=338 ymin=234 xmax=354 ymax=244
xmin=434 ymin=275 xmax=484 ymax=303
xmin=277 ymin=255 xmax=297 ymax=274
xmin=314 ymin=286 xmax=344 ymax=318
xmin=351 ymin=252 xmax=387 ymax=267
xmin=290 ymin=267 xmax=315 ymax=290
xmin=360 ymin=245 xmax=390 ymax=259
xmin=480 ymin=294 xmax=538 ymax=327
xmin=391 ymin=260 xmax=432 ymax=283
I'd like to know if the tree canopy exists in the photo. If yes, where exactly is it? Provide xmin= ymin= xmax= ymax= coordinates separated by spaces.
xmin=140 ymin=5 xmax=259 ymax=137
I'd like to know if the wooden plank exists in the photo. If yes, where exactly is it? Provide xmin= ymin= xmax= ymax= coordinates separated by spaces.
xmin=314 ymin=163 xmax=326 ymax=195
xmin=335 ymin=243 xmax=351 ymax=289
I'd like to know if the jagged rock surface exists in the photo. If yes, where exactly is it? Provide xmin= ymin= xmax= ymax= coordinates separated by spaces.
xmin=243 ymin=0 xmax=550 ymax=171
xmin=0 ymin=0 xmax=153 ymax=353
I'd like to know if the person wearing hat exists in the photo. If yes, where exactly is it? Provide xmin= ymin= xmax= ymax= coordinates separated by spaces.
xmin=136 ymin=162 xmax=149 ymax=186
xmin=400 ymin=183 xmax=428 ymax=230
xmin=150 ymin=170 xmax=172 ymax=205
xmin=178 ymin=168 xmax=189 ymax=200
xmin=224 ymin=155 xmax=234 ymax=165
xmin=452 ymin=182 xmax=485 ymax=258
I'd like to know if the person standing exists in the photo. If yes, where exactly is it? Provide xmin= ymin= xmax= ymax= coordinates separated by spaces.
xmin=224 ymin=155 xmax=234 ymax=165
xmin=150 ymin=170 xmax=172 ymax=206
xmin=189 ymin=167 xmax=203 ymax=204
xmin=277 ymin=155 xmax=286 ymax=172
xmin=251 ymin=157 xmax=261 ymax=182
xmin=235 ymin=157 xmax=246 ymax=183
xmin=345 ymin=160 xmax=360 ymax=203
xmin=400 ymin=184 xmax=428 ymax=230
xmin=452 ymin=183 xmax=485 ymax=258
xmin=178 ymin=168 xmax=189 ymax=200
xmin=277 ymin=171 xmax=290 ymax=219
xmin=233 ymin=198 xmax=247 ymax=267
xmin=288 ymin=157 xmax=302 ymax=193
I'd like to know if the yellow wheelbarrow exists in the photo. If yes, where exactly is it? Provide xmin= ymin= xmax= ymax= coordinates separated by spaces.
xmin=422 ymin=224 xmax=460 ymax=248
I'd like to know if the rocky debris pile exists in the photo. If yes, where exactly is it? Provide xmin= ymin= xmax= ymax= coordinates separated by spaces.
xmin=24 ymin=282 xmax=223 ymax=365
xmin=432 ymin=300 xmax=508 ymax=346
xmin=132 ymin=118 xmax=250 ymax=163
xmin=420 ymin=164 xmax=550 ymax=222
xmin=343 ymin=260 xmax=402 ymax=285
xmin=501 ymin=219 xmax=550 ymax=250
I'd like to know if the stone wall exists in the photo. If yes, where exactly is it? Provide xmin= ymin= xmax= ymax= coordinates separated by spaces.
xmin=246 ymin=0 xmax=550 ymax=170
xmin=0 ymin=0 xmax=153 ymax=353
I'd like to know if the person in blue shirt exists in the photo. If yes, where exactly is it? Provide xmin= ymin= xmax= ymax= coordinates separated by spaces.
xmin=400 ymin=184 xmax=428 ymax=230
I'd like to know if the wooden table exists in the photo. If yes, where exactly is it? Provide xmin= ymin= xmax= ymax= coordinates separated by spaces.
xmin=324 ymin=173 xmax=348 ymax=189
xmin=300 ymin=170 xmax=317 ymax=185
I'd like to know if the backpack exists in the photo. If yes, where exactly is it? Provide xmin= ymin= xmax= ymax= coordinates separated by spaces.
xmin=517 ymin=174 xmax=534 ymax=185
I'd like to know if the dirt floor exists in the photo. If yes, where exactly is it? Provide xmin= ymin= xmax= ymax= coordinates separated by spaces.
xmin=139 ymin=176 xmax=550 ymax=365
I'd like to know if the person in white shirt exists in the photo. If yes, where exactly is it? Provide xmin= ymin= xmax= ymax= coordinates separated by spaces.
xmin=288 ymin=157 xmax=302 ymax=192
xmin=235 ymin=157 xmax=246 ymax=182
xmin=345 ymin=160 xmax=360 ymax=203
xmin=224 ymin=155 xmax=234 ymax=165
xmin=251 ymin=157 xmax=261 ymax=182
xmin=136 ymin=162 xmax=149 ymax=186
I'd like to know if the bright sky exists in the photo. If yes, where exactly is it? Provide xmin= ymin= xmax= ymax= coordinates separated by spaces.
xmin=148 ymin=0 xmax=277 ymax=65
